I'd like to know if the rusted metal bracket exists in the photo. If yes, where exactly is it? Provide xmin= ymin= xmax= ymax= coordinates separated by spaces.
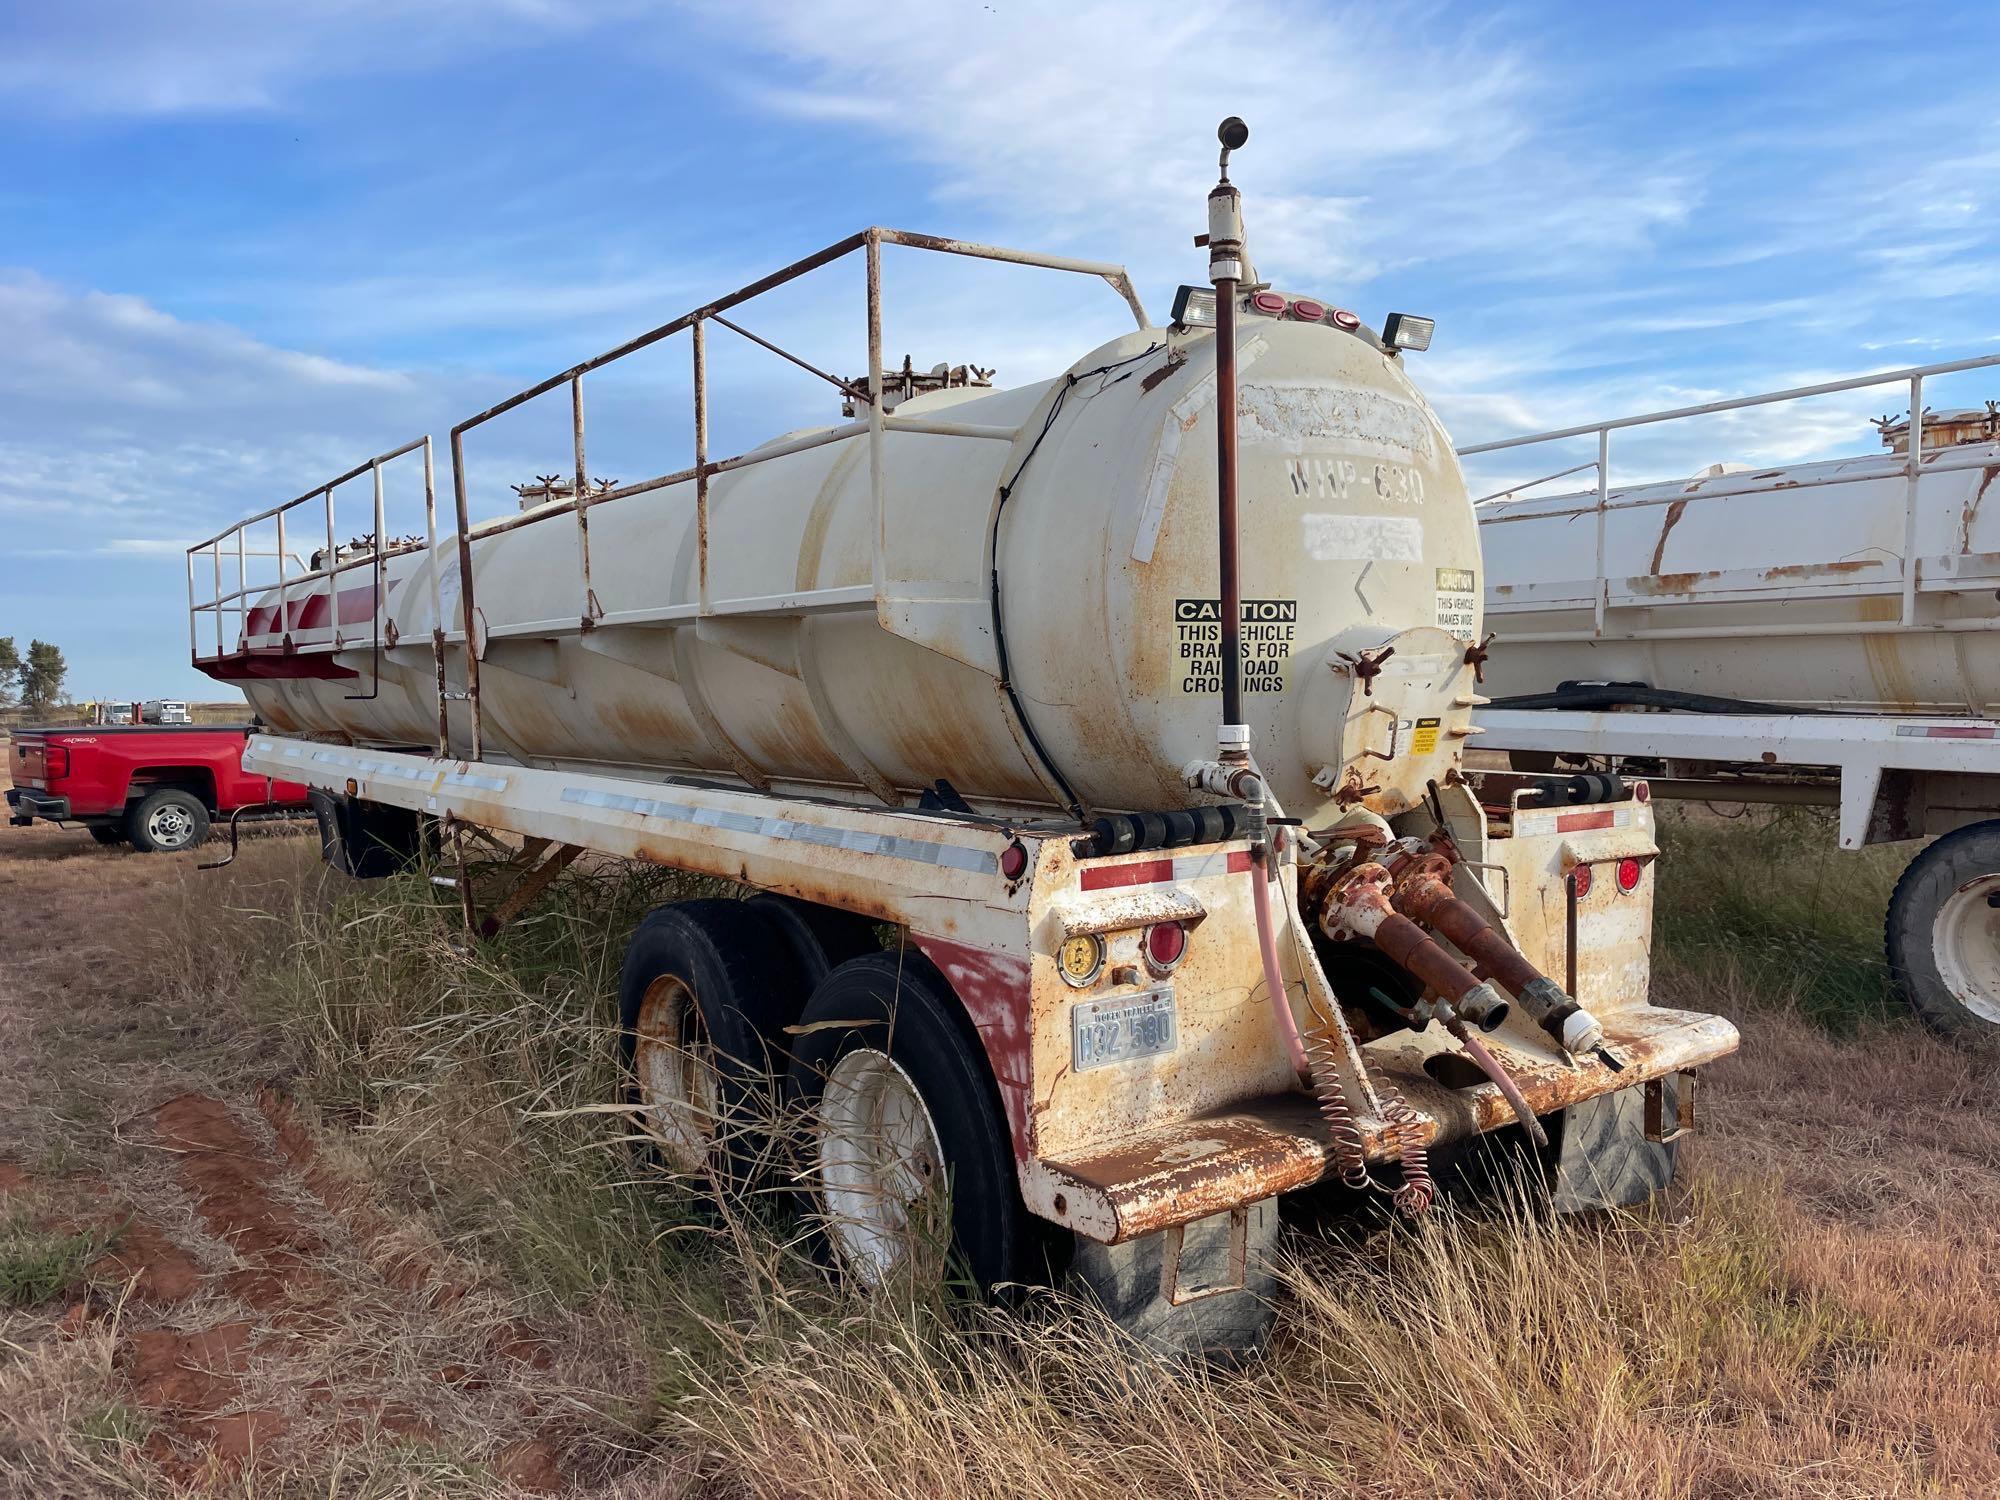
xmin=432 ymin=824 xmax=581 ymax=937
xmin=475 ymin=840 xmax=584 ymax=938
xmin=1158 ymin=1203 xmax=1250 ymax=1307
xmin=1644 ymin=1069 xmax=1697 ymax=1144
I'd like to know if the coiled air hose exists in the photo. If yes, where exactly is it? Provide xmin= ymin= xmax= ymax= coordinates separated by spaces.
xmin=1250 ymin=845 xmax=1434 ymax=1216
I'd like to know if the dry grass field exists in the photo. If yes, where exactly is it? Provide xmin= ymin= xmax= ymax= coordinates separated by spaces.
xmin=1 ymin=762 xmax=1995 ymax=1498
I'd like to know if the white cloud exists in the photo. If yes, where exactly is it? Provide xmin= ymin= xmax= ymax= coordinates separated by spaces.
xmin=0 ymin=0 xmax=627 ymax=116
xmin=702 ymin=0 xmax=1696 ymax=292
xmin=0 ymin=273 xmax=410 ymax=413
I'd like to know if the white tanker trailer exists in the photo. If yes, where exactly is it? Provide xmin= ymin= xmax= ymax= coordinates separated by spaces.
xmin=189 ymin=122 xmax=1734 ymax=1351
xmin=1471 ymin=360 xmax=2000 ymax=1046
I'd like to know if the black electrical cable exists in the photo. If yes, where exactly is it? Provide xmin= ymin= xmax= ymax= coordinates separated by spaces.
xmin=1486 ymin=679 xmax=1834 ymax=716
xmin=986 ymin=341 xmax=1166 ymax=824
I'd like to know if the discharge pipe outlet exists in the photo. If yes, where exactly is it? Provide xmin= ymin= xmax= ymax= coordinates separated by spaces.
xmin=1322 ymin=864 xmax=1547 ymax=1145
xmin=1390 ymin=852 xmax=1607 ymax=1056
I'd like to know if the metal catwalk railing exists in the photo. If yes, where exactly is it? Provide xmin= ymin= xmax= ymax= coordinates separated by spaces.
xmin=1464 ymin=351 xmax=2000 ymax=637
xmin=189 ymin=228 xmax=1148 ymax=762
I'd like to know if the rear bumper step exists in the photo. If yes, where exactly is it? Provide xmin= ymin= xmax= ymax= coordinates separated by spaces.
xmin=1029 ymin=1006 xmax=1738 ymax=1244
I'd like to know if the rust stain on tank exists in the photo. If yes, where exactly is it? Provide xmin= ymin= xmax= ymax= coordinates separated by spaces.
xmin=1761 ymin=559 xmax=1875 ymax=581
xmin=1960 ymin=465 xmax=1999 ymax=556
xmin=1647 ymin=498 xmax=1689 ymax=575
xmin=1638 ymin=569 xmax=1718 ymax=596
xmin=1859 ymin=594 xmax=1921 ymax=711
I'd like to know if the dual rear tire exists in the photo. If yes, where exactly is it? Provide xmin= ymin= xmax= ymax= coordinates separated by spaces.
xmin=616 ymin=899 xmax=1028 ymax=1292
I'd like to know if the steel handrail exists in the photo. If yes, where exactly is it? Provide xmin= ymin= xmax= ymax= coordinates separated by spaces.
xmin=1460 ymin=350 xmax=2000 ymax=634
xmin=444 ymin=225 xmax=1149 ymax=760
xmin=1458 ymin=351 xmax=2000 ymax=457
xmin=185 ymin=437 xmax=437 ymax=739
xmin=188 ymin=228 xmax=1148 ymax=764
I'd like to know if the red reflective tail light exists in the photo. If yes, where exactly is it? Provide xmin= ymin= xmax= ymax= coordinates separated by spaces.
xmin=1144 ymin=921 xmax=1188 ymax=973
xmin=1571 ymin=863 xmax=1592 ymax=899
xmin=1616 ymin=856 xmax=1644 ymax=894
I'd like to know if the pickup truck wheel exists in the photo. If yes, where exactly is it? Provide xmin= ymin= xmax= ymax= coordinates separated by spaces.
xmin=126 ymin=789 xmax=209 ymax=853
xmin=88 ymin=825 xmax=127 ymax=846
xmin=787 ymin=952 xmax=1023 ymax=1294
xmin=1887 ymin=822 xmax=2000 ymax=1048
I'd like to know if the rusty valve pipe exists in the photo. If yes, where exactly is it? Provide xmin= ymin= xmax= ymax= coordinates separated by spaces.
xmin=1321 ymin=864 xmax=1547 ymax=1144
xmin=1389 ymin=853 xmax=1607 ymax=1056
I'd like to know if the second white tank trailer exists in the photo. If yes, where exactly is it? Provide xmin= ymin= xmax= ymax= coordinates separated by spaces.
xmin=1470 ymin=358 xmax=2000 ymax=1047
xmin=189 ymin=122 xmax=1734 ymax=1349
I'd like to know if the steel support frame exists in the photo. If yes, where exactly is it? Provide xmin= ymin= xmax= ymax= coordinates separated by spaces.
xmin=1475 ymin=706 xmax=2000 ymax=849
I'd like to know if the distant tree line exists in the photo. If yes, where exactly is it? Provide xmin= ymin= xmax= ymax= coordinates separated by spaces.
xmin=0 ymin=637 xmax=69 ymax=716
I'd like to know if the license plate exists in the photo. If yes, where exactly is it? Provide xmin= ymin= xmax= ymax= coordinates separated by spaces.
xmin=1071 ymin=986 xmax=1178 ymax=1072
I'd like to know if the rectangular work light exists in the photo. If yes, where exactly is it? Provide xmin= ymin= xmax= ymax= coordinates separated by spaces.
xmin=1171 ymin=285 xmax=1218 ymax=328
xmin=1381 ymin=312 xmax=1435 ymax=352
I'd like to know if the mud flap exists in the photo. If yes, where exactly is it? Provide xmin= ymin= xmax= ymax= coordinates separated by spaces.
xmin=309 ymin=789 xmax=430 ymax=879
xmin=1552 ymin=1074 xmax=1679 ymax=1213
xmin=1065 ymin=1199 xmax=1280 ymax=1359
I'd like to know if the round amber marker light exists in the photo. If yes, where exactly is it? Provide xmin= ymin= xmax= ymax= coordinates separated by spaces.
xmin=1058 ymin=933 xmax=1105 ymax=987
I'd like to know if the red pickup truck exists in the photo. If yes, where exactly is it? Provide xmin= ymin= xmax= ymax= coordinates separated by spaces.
xmin=6 ymin=725 xmax=309 ymax=852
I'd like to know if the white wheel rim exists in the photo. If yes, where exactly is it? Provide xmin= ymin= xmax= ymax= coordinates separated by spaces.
xmin=815 ymin=1048 xmax=948 ymax=1288
xmin=633 ymin=976 xmax=721 ymax=1172
xmin=147 ymin=803 xmax=194 ymax=848
xmin=1932 ymin=874 xmax=2000 ymax=1026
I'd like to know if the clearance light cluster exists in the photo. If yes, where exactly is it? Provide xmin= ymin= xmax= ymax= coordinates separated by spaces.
xmin=1572 ymin=857 xmax=1647 ymax=900
xmin=1172 ymin=283 xmax=1402 ymax=339
xmin=1056 ymin=921 xmax=1191 ymax=989
xmin=1246 ymin=289 xmax=1364 ymax=330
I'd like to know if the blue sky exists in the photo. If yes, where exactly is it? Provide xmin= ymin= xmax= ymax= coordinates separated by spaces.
xmin=4 ymin=0 xmax=1999 ymax=700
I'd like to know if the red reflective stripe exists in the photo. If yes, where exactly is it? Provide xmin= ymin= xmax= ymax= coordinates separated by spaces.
xmin=1926 ymin=726 xmax=1996 ymax=739
xmin=1079 ymin=847 xmax=1255 ymax=890
xmin=1555 ymin=808 xmax=1617 ymax=832
xmin=1080 ymin=858 xmax=1175 ymax=890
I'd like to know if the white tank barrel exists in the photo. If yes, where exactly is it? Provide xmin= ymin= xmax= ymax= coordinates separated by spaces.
xmin=218 ymin=292 xmax=1482 ymax=828
xmin=1477 ymin=406 xmax=2000 ymax=714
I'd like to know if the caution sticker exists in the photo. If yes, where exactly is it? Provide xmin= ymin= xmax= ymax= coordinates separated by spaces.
xmin=1435 ymin=566 xmax=1477 ymax=635
xmin=1174 ymin=599 xmax=1298 ymax=694
xmin=1410 ymin=716 xmax=1441 ymax=756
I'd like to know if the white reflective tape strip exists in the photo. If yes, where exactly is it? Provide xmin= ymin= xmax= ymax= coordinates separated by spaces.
xmin=560 ymin=786 xmax=996 ymax=874
xmin=442 ymin=770 xmax=509 ymax=790
xmin=298 ymin=745 xmax=505 ymax=792
xmin=1896 ymin=723 xmax=1998 ymax=740
xmin=1131 ymin=335 xmax=1267 ymax=564
xmin=1169 ymin=851 xmax=1236 ymax=882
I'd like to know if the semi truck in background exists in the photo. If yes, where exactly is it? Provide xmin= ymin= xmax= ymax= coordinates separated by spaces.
xmin=1470 ymin=358 xmax=2000 ymax=1048
xmin=182 ymin=121 xmax=1735 ymax=1351
xmin=141 ymin=699 xmax=193 ymax=725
